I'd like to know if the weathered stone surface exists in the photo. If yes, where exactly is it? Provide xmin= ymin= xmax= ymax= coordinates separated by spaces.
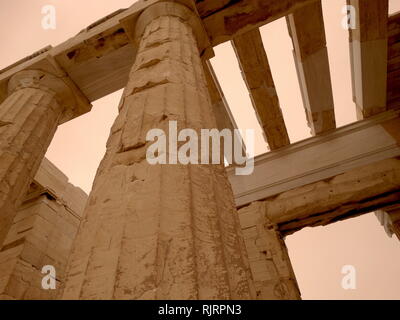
xmin=0 ymin=70 xmax=72 ymax=247
xmin=287 ymin=0 xmax=336 ymax=135
xmin=0 ymin=158 xmax=87 ymax=300
xmin=62 ymin=2 xmax=255 ymax=300
xmin=347 ymin=0 xmax=389 ymax=119
xmin=0 ymin=0 xmax=324 ymax=107
xmin=232 ymin=29 xmax=290 ymax=149
xmin=238 ymin=202 xmax=300 ymax=300
xmin=265 ymin=158 xmax=400 ymax=235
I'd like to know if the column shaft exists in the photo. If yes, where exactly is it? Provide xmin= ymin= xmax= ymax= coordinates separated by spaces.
xmin=239 ymin=202 xmax=301 ymax=300
xmin=63 ymin=4 xmax=254 ymax=300
xmin=0 ymin=79 xmax=63 ymax=246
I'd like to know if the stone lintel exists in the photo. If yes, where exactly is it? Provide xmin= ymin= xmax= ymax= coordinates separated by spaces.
xmin=228 ymin=108 xmax=400 ymax=208
xmin=347 ymin=0 xmax=389 ymax=119
xmin=0 ymin=0 xmax=320 ymax=108
xmin=233 ymin=157 xmax=400 ymax=237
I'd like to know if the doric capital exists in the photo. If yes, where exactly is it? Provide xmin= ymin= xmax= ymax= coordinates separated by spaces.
xmin=133 ymin=0 xmax=213 ymax=58
xmin=0 ymin=54 xmax=92 ymax=124
xmin=7 ymin=69 xmax=90 ymax=124
xmin=8 ymin=69 xmax=69 ymax=101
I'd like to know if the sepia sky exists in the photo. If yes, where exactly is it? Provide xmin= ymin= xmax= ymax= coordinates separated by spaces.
xmin=0 ymin=0 xmax=399 ymax=299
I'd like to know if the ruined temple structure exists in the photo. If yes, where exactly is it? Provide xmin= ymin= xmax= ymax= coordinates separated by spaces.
xmin=0 ymin=0 xmax=399 ymax=300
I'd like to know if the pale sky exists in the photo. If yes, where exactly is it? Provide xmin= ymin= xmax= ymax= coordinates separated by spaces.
xmin=0 ymin=0 xmax=399 ymax=299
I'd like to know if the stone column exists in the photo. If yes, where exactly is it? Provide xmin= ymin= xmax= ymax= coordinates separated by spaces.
xmin=62 ymin=1 xmax=255 ymax=300
xmin=0 ymin=70 xmax=79 ymax=246
xmin=238 ymin=202 xmax=301 ymax=300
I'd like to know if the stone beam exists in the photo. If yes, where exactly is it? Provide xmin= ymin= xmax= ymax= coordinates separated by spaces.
xmin=232 ymin=29 xmax=290 ymax=150
xmin=1 ymin=0 xmax=320 ymax=106
xmin=228 ymin=109 xmax=400 ymax=207
xmin=387 ymin=11 xmax=400 ymax=110
xmin=0 ymin=65 xmax=90 ymax=247
xmin=347 ymin=0 xmax=389 ymax=119
xmin=249 ymin=157 xmax=400 ymax=236
xmin=200 ymin=0 xmax=319 ymax=45
xmin=287 ymin=0 xmax=336 ymax=135
xmin=0 ymin=1 xmax=202 ymax=105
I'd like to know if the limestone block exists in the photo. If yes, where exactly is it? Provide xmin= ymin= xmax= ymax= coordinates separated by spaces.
xmin=0 ymin=158 xmax=87 ymax=300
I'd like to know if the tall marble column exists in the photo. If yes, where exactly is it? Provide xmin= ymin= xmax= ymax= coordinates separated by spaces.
xmin=0 ymin=70 xmax=81 ymax=246
xmin=62 ymin=1 xmax=255 ymax=300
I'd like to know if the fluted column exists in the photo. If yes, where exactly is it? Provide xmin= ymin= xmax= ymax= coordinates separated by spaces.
xmin=62 ymin=1 xmax=255 ymax=300
xmin=0 ymin=70 xmax=80 ymax=246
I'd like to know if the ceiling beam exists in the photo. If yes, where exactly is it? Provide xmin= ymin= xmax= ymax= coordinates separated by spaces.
xmin=347 ymin=0 xmax=389 ymax=119
xmin=232 ymin=29 xmax=290 ymax=150
xmin=228 ymin=109 xmax=400 ymax=207
xmin=286 ymin=0 xmax=336 ymax=135
xmin=0 ymin=0 xmax=320 ymax=108
xmin=200 ymin=0 xmax=319 ymax=46
xmin=268 ymin=157 xmax=400 ymax=236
